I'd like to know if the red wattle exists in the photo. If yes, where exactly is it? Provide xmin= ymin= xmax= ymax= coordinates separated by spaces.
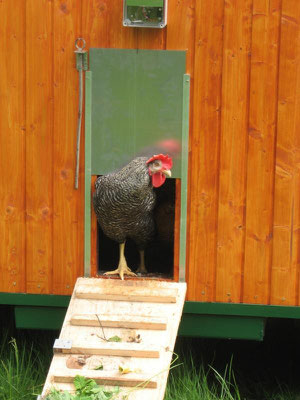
xmin=152 ymin=172 xmax=166 ymax=188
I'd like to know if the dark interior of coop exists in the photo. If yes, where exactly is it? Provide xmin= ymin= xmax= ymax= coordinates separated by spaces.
xmin=96 ymin=177 xmax=177 ymax=280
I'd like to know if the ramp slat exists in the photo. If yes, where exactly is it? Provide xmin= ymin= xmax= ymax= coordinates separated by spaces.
xmin=53 ymin=368 xmax=157 ymax=388
xmin=70 ymin=313 xmax=167 ymax=330
xmin=60 ymin=342 xmax=160 ymax=358
xmin=75 ymin=284 xmax=178 ymax=303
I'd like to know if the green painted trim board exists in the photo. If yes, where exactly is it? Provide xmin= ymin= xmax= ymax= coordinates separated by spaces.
xmin=184 ymin=301 xmax=300 ymax=319
xmin=179 ymin=74 xmax=190 ymax=282
xmin=127 ymin=0 xmax=163 ymax=6
xmin=179 ymin=314 xmax=265 ymax=341
xmin=14 ymin=306 xmax=66 ymax=330
xmin=0 ymin=292 xmax=70 ymax=307
xmin=84 ymin=71 xmax=92 ymax=277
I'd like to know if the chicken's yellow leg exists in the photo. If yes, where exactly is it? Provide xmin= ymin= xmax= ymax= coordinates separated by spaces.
xmin=104 ymin=242 xmax=136 ymax=280
xmin=136 ymin=250 xmax=147 ymax=274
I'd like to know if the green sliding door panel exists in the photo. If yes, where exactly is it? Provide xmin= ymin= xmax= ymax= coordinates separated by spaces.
xmin=89 ymin=48 xmax=186 ymax=178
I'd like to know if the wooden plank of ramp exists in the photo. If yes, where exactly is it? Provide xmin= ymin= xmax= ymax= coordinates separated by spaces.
xmin=70 ymin=314 xmax=168 ymax=330
xmin=75 ymin=284 xmax=178 ymax=303
xmin=59 ymin=342 xmax=160 ymax=358
xmin=41 ymin=277 xmax=186 ymax=399
xmin=53 ymin=368 xmax=157 ymax=388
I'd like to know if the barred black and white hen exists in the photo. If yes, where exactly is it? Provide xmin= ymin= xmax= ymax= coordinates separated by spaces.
xmin=93 ymin=154 xmax=172 ymax=280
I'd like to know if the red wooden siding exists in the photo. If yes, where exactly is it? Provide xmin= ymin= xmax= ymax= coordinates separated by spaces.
xmin=0 ymin=0 xmax=300 ymax=306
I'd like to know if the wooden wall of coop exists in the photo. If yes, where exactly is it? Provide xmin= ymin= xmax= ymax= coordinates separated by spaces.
xmin=1 ymin=0 xmax=300 ymax=306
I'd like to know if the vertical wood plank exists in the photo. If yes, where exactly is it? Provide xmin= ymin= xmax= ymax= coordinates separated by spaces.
xmin=52 ymin=0 xmax=83 ymax=295
xmin=187 ymin=0 xmax=224 ymax=301
xmin=243 ymin=0 xmax=281 ymax=304
xmin=137 ymin=29 xmax=166 ymax=50
xmin=83 ymin=0 xmax=137 ymax=49
xmin=0 ymin=0 xmax=26 ymax=292
xmin=271 ymin=0 xmax=300 ymax=306
xmin=216 ymin=0 xmax=253 ymax=303
xmin=166 ymin=0 xmax=195 ymax=287
xmin=26 ymin=0 xmax=53 ymax=294
xmin=166 ymin=0 xmax=194 ymax=73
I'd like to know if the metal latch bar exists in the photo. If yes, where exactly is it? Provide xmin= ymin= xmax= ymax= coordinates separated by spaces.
xmin=74 ymin=37 xmax=88 ymax=190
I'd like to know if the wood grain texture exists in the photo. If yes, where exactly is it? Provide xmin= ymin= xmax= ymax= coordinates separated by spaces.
xmin=166 ymin=0 xmax=195 ymax=73
xmin=82 ymin=0 xmax=137 ymax=49
xmin=137 ymin=28 xmax=166 ymax=50
xmin=53 ymin=369 xmax=158 ymax=388
xmin=70 ymin=313 xmax=168 ymax=330
xmin=188 ymin=0 xmax=224 ymax=301
xmin=75 ymin=284 xmax=178 ymax=303
xmin=243 ymin=0 xmax=282 ymax=304
xmin=0 ymin=0 xmax=26 ymax=292
xmin=216 ymin=0 xmax=253 ymax=303
xmin=61 ymin=343 xmax=160 ymax=358
xmin=26 ymin=0 xmax=53 ymax=294
xmin=52 ymin=0 xmax=83 ymax=295
xmin=271 ymin=0 xmax=300 ymax=306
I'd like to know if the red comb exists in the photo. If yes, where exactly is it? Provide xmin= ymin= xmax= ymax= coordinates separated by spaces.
xmin=146 ymin=154 xmax=173 ymax=169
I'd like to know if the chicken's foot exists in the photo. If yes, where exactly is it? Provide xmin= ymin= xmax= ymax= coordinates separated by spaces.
xmin=136 ymin=250 xmax=147 ymax=274
xmin=104 ymin=242 xmax=136 ymax=280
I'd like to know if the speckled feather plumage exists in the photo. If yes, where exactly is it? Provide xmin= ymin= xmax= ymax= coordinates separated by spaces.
xmin=93 ymin=157 xmax=156 ymax=249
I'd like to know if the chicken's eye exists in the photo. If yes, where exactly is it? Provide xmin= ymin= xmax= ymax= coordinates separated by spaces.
xmin=153 ymin=160 xmax=162 ymax=168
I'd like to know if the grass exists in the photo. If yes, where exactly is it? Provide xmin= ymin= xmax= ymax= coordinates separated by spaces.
xmin=1 ymin=306 xmax=300 ymax=400
xmin=0 ymin=337 xmax=43 ymax=399
xmin=165 ymin=356 xmax=241 ymax=400
xmin=0 ymin=335 xmax=241 ymax=400
xmin=0 ymin=306 xmax=56 ymax=400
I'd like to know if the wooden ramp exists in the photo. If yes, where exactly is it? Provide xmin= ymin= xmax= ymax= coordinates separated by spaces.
xmin=41 ymin=277 xmax=186 ymax=399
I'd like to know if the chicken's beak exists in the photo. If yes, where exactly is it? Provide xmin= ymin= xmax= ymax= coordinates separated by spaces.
xmin=162 ymin=169 xmax=172 ymax=178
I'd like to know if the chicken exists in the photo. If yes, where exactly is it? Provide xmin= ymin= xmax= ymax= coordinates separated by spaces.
xmin=93 ymin=154 xmax=173 ymax=280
